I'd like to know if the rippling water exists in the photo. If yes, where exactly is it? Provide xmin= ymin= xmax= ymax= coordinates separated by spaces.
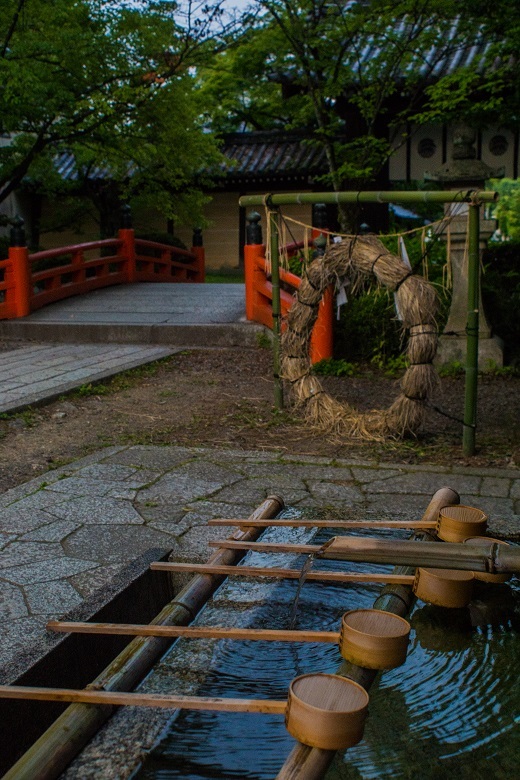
xmin=134 ymin=522 xmax=520 ymax=780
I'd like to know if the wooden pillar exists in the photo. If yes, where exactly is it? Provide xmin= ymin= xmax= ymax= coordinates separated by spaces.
xmin=8 ymin=216 xmax=31 ymax=318
xmin=191 ymin=227 xmax=205 ymax=283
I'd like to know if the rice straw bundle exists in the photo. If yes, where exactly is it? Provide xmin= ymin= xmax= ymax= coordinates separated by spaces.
xmin=281 ymin=234 xmax=440 ymax=440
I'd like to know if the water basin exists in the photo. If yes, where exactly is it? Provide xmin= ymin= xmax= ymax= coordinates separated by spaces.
xmin=132 ymin=517 xmax=520 ymax=780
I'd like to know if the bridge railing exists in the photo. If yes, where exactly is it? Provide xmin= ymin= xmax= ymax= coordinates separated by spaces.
xmin=243 ymin=212 xmax=333 ymax=364
xmin=0 ymin=215 xmax=204 ymax=320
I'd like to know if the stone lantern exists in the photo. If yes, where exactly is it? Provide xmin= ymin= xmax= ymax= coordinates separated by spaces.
xmin=425 ymin=123 xmax=504 ymax=369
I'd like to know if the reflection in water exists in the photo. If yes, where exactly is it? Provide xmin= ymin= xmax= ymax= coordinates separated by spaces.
xmin=332 ymin=595 xmax=520 ymax=779
xmin=134 ymin=525 xmax=520 ymax=780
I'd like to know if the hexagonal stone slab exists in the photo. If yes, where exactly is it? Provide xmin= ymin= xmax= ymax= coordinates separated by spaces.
xmin=25 ymin=580 xmax=83 ymax=616
xmin=2 ymin=557 xmax=97 ymax=585
xmin=0 ymin=582 xmax=28 ymax=620
xmin=50 ymin=496 xmax=144 ymax=525
xmin=62 ymin=524 xmax=174 ymax=563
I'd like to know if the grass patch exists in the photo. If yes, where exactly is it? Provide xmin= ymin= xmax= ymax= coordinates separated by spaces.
xmin=205 ymin=268 xmax=244 ymax=284
xmin=68 ymin=356 xmax=173 ymax=398
xmin=313 ymin=358 xmax=356 ymax=377
xmin=256 ymin=331 xmax=272 ymax=349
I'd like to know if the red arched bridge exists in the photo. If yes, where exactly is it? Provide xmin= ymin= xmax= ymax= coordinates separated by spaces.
xmin=0 ymin=212 xmax=333 ymax=361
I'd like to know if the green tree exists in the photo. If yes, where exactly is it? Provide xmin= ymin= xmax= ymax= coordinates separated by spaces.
xmin=0 ymin=0 xmax=236 ymax=227
xmin=199 ymin=1 xmax=514 ymax=229
xmin=490 ymin=180 xmax=520 ymax=240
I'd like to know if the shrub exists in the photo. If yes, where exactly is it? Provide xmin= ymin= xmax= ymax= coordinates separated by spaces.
xmin=481 ymin=241 xmax=520 ymax=365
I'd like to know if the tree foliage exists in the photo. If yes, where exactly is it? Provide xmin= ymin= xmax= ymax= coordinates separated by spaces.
xmin=0 ymin=0 xmax=237 ymax=224
xmin=490 ymin=179 xmax=520 ymax=241
xmin=198 ymin=0 xmax=517 ymax=229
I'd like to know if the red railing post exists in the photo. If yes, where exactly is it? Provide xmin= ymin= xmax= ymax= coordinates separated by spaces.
xmin=191 ymin=227 xmax=205 ymax=283
xmin=309 ymin=214 xmax=334 ymax=363
xmin=118 ymin=204 xmax=136 ymax=283
xmin=310 ymin=287 xmax=334 ymax=362
xmin=8 ymin=217 xmax=31 ymax=317
xmin=244 ymin=212 xmax=265 ymax=321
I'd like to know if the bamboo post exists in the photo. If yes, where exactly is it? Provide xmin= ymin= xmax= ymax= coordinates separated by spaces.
xmin=269 ymin=205 xmax=284 ymax=409
xmin=276 ymin=486 xmax=460 ymax=780
xmin=238 ymin=191 xmax=498 ymax=208
xmin=3 ymin=496 xmax=284 ymax=780
xmin=463 ymin=201 xmax=480 ymax=456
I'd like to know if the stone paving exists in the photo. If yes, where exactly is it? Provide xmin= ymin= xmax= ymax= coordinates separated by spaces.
xmin=14 ymin=283 xmax=246 ymax=325
xmin=0 ymin=343 xmax=175 ymax=414
xmin=0 ymin=283 xmax=262 ymax=349
xmin=1 ymin=444 xmax=519 ymax=672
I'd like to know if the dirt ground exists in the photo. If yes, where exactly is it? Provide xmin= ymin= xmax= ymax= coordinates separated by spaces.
xmin=1 ymin=346 xmax=519 ymax=495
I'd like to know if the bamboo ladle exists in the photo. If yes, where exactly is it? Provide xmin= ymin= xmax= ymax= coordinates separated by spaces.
xmin=0 ymin=673 xmax=369 ymax=751
xmin=207 ymin=505 xmax=488 ymax=544
xmin=151 ymin=561 xmax=475 ymax=608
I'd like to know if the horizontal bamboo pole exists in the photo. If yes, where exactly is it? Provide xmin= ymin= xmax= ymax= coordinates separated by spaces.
xmin=238 ymin=190 xmax=498 ymax=208
xmin=207 ymin=538 xmax=520 ymax=574
xmin=47 ymin=621 xmax=340 ymax=644
xmin=150 ymin=562 xmax=415 ymax=585
xmin=207 ymin=519 xmax=435 ymax=529
xmin=208 ymin=541 xmax=323 ymax=554
xmin=323 ymin=536 xmax=520 ymax=574
xmin=0 ymin=686 xmax=287 ymax=715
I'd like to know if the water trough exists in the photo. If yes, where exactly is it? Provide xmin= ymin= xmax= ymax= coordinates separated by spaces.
xmin=1 ymin=487 xmax=518 ymax=779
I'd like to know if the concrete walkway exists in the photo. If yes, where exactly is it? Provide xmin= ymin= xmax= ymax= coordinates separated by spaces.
xmin=1 ymin=444 xmax=519 ymax=674
xmin=0 ymin=282 xmax=263 ymax=414
xmin=0 ymin=343 xmax=175 ymax=414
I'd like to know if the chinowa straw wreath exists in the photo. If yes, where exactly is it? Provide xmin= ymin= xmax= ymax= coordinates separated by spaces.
xmin=281 ymin=234 xmax=439 ymax=440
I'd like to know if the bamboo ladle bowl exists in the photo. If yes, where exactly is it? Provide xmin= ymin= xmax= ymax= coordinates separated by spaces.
xmin=413 ymin=567 xmax=474 ymax=608
xmin=285 ymin=673 xmax=369 ymax=750
xmin=339 ymin=609 xmax=411 ymax=670
xmin=436 ymin=505 xmax=488 ymax=542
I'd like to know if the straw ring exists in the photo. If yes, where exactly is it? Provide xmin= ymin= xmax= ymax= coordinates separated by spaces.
xmin=281 ymin=233 xmax=440 ymax=440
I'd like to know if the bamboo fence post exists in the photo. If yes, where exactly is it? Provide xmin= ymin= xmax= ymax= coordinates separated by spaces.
xmin=3 ymin=496 xmax=284 ymax=780
xmin=463 ymin=200 xmax=480 ymax=456
xmin=269 ymin=204 xmax=284 ymax=410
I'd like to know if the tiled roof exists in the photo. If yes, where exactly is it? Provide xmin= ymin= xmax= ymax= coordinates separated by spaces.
xmin=51 ymin=133 xmax=328 ymax=185
xmin=52 ymin=154 xmax=133 ymax=182
xmin=219 ymin=132 xmax=328 ymax=183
